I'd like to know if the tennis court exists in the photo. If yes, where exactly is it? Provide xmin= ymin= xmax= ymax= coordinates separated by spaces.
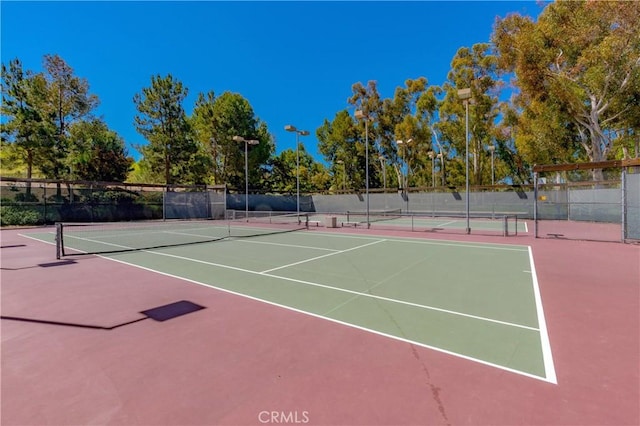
xmin=28 ymin=218 xmax=553 ymax=382
xmin=315 ymin=211 xmax=527 ymax=235
xmin=2 ymin=219 xmax=638 ymax=425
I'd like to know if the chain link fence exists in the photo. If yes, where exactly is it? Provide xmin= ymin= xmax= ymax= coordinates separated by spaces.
xmin=0 ymin=177 xmax=225 ymax=226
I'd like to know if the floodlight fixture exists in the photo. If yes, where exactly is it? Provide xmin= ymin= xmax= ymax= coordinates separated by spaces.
xmin=458 ymin=88 xmax=472 ymax=100
xmin=458 ymin=87 xmax=473 ymax=234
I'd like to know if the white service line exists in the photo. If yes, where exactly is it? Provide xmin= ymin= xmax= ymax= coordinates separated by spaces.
xmin=235 ymin=239 xmax=339 ymax=252
xmin=301 ymin=231 xmax=529 ymax=251
xmin=260 ymin=239 xmax=386 ymax=274
xmin=435 ymin=220 xmax=458 ymax=227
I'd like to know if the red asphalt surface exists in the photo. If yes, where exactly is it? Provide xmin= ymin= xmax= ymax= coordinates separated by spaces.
xmin=1 ymin=224 xmax=638 ymax=426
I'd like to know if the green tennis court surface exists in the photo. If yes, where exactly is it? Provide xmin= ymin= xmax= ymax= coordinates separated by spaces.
xmin=28 ymin=224 xmax=555 ymax=383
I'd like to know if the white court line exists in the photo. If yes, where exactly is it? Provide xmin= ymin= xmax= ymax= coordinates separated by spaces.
xmin=528 ymin=246 xmax=557 ymax=384
xmin=300 ymin=231 xmax=530 ymax=252
xmin=260 ymin=270 xmax=540 ymax=332
xmin=435 ymin=220 xmax=458 ymax=227
xmin=260 ymin=239 xmax=385 ymax=274
xmin=235 ymin=239 xmax=338 ymax=252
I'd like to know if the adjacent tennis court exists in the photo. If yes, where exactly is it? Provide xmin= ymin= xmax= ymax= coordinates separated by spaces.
xmin=27 ymin=219 xmax=554 ymax=382
xmin=313 ymin=210 xmax=527 ymax=235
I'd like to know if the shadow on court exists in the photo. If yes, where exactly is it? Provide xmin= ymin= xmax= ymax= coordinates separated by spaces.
xmin=1 ymin=300 xmax=206 ymax=330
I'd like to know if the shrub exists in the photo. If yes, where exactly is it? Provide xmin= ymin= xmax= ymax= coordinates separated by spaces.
xmin=0 ymin=206 xmax=42 ymax=226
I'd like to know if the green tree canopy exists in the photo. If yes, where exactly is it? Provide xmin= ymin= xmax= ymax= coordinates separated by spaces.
xmin=67 ymin=119 xmax=133 ymax=182
xmin=1 ymin=59 xmax=53 ymax=180
xmin=493 ymin=0 xmax=640 ymax=178
xmin=207 ymin=91 xmax=274 ymax=190
xmin=134 ymin=74 xmax=204 ymax=185
xmin=42 ymin=54 xmax=99 ymax=179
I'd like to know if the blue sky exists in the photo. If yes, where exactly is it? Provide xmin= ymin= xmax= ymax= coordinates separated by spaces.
xmin=1 ymin=1 xmax=542 ymax=162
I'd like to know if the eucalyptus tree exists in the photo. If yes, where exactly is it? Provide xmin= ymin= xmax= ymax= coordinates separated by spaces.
xmin=390 ymin=78 xmax=440 ymax=187
xmin=319 ymin=79 xmax=440 ymax=190
xmin=347 ymin=81 xmax=384 ymax=189
xmin=492 ymin=102 xmax=541 ymax=184
xmin=493 ymin=0 xmax=640 ymax=178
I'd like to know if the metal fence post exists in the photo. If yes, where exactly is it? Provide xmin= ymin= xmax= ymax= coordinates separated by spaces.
xmin=533 ymin=172 xmax=538 ymax=238
xmin=622 ymin=168 xmax=626 ymax=242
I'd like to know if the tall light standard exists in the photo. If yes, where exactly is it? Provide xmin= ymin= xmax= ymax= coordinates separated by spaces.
xmin=284 ymin=125 xmax=309 ymax=218
xmin=233 ymin=135 xmax=259 ymax=220
xmin=488 ymin=144 xmax=495 ymax=186
xmin=355 ymin=109 xmax=370 ymax=228
xmin=458 ymin=87 xmax=473 ymax=234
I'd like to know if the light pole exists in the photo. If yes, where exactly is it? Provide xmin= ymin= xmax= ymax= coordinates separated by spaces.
xmin=355 ymin=109 xmax=370 ymax=228
xmin=437 ymin=153 xmax=444 ymax=186
xmin=488 ymin=144 xmax=495 ymax=186
xmin=233 ymin=135 xmax=259 ymax=220
xmin=458 ymin=87 xmax=472 ymax=234
xmin=284 ymin=125 xmax=309 ymax=218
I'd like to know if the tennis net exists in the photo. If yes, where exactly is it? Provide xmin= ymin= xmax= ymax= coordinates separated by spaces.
xmin=345 ymin=209 xmax=403 ymax=224
xmin=55 ymin=213 xmax=309 ymax=258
